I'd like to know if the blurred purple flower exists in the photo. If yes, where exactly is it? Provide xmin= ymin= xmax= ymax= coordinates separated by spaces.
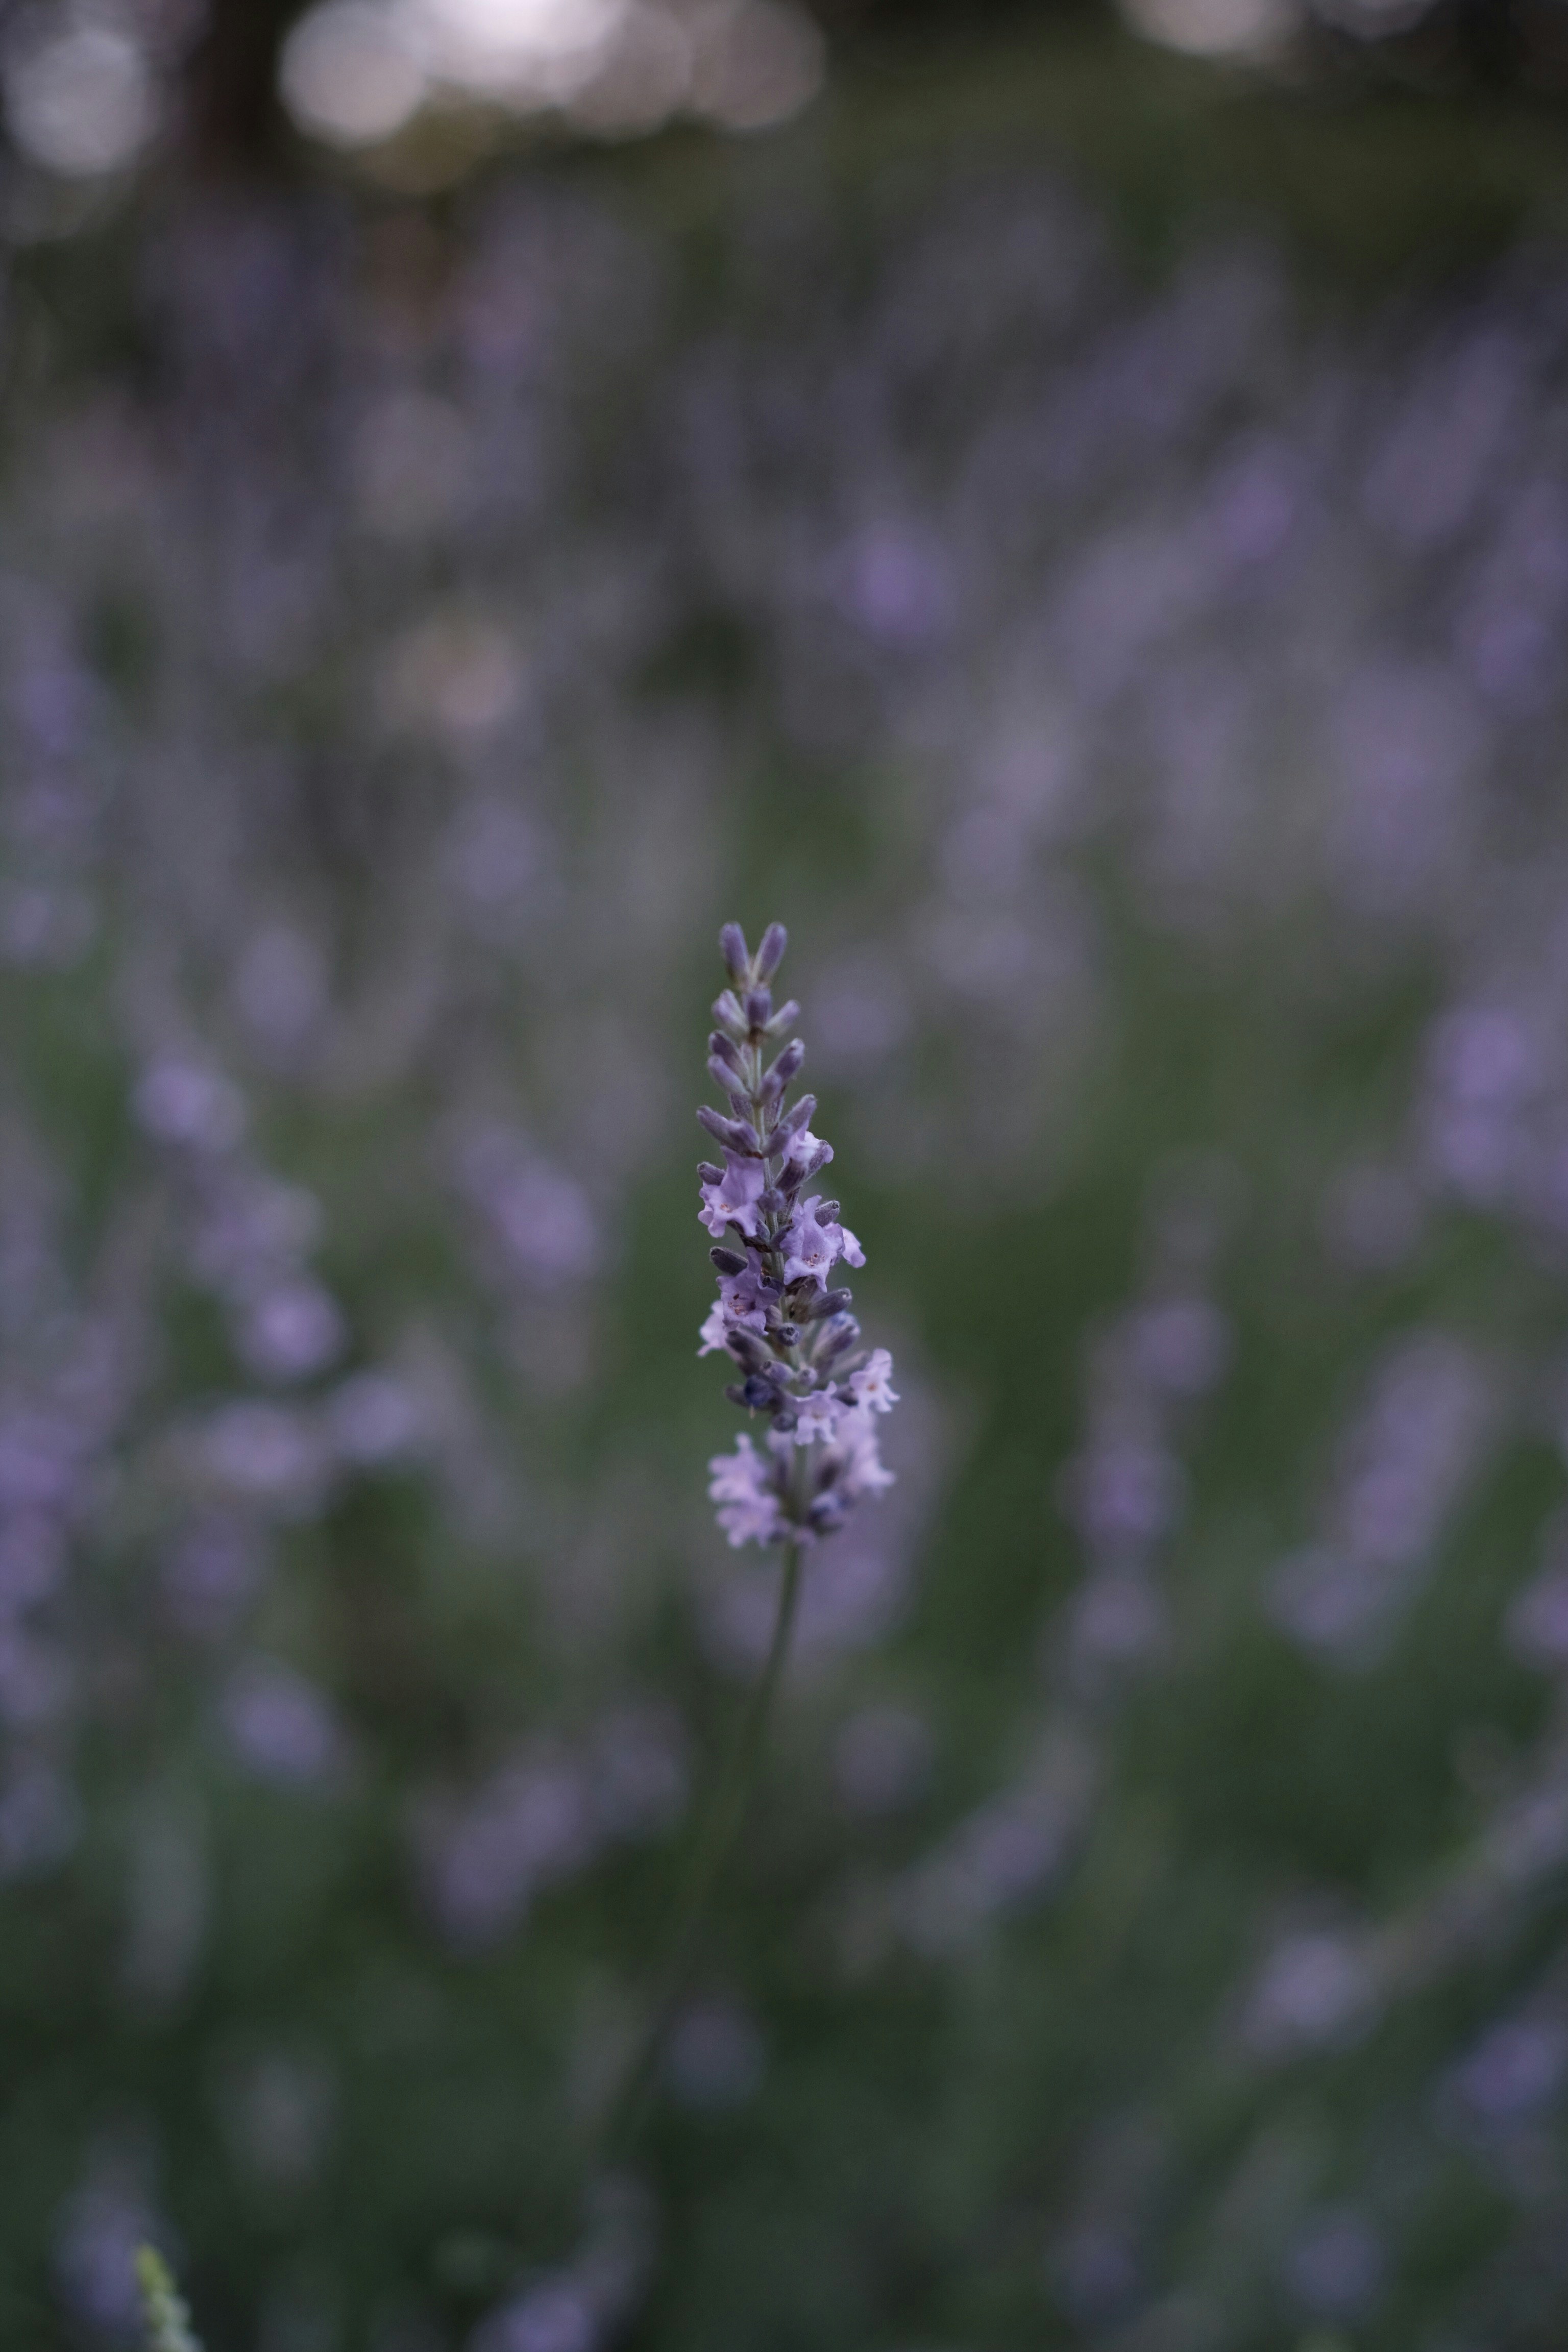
xmin=220 ymin=1659 xmax=345 ymax=1787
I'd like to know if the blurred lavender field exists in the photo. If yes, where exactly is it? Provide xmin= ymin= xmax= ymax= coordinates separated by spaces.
xmin=8 ymin=18 xmax=1568 ymax=2348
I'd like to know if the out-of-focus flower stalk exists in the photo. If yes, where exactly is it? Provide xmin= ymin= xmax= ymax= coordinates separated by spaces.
xmin=136 ymin=2249 xmax=203 ymax=2352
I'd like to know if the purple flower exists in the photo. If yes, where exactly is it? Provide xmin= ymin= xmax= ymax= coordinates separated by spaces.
xmin=221 ymin=1657 xmax=345 ymax=1786
xmin=791 ymin=1392 xmax=844 ymax=1445
xmin=707 ymin=1437 xmax=772 ymax=1505
xmin=835 ymin=1409 xmax=896 ymax=1500
xmin=780 ymin=1196 xmax=864 ymax=1286
xmin=848 ymin=1348 xmax=899 ymax=1414
xmin=720 ymin=1252 xmax=773 ymax=1330
xmin=698 ymin=1148 xmax=767 ymax=1240
xmin=780 ymin=1123 xmax=833 ymax=1175
xmin=695 ymin=924 xmax=897 ymax=1550
xmin=708 ymin=1436 xmax=789 ymax=1548
xmin=697 ymin=1250 xmax=776 ymax=1357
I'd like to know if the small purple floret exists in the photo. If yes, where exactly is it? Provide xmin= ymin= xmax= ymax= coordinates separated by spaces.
xmin=699 ymin=1149 xmax=767 ymax=1240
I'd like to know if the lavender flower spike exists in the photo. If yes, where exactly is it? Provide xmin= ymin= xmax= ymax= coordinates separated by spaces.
xmin=699 ymin=923 xmax=897 ymax=1548
xmin=596 ymin=923 xmax=897 ymax=2159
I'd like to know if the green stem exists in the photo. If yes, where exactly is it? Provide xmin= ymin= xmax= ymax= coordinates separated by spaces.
xmin=595 ymin=1537 xmax=805 ymax=2163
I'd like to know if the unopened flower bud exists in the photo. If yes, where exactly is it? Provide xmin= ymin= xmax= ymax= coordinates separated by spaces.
xmin=755 ymin=922 xmax=788 ymax=978
xmin=744 ymin=987 xmax=773 ymax=1030
xmin=710 ymin=1245 xmax=747 ymax=1276
xmin=806 ymin=1286 xmax=853 ymax=1321
xmin=726 ymin=1329 xmax=772 ymax=1374
xmin=708 ymin=1030 xmax=748 ymax=1075
xmin=698 ymin=1161 xmax=724 ymax=1185
xmin=741 ymin=1373 xmax=777 ymax=1410
xmin=697 ymin=1105 xmax=758 ymax=1152
xmin=773 ymin=1322 xmax=800 ymax=1346
xmin=713 ymin=990 xmax=747 ymax=1036
xmin=720 ymin=923 xmax=750 ymax=981
xmin=767 ymin=1039 xmax=804 ymax=1089
xmin=724 ymin=1382 xmax=750 ymax=1409
xmin=708 ymin=1057 xmax=743 ymax=1094
xmin=779 ymin=1093 xmax=816 ymax=1138
xmin=772 ymin=1408 xmax=797 ymax=1434
xmin=817 ymin=1313 xmax=861 ymax=1364
xmin=764 ymin=999 xmax=801 ymax=1036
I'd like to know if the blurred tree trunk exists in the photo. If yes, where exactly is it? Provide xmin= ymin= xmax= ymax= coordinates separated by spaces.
xmin=1455 ymin=0 xmax=1520 ymax=86
xmin=183 ymin=0 xmax=309 ymax=173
